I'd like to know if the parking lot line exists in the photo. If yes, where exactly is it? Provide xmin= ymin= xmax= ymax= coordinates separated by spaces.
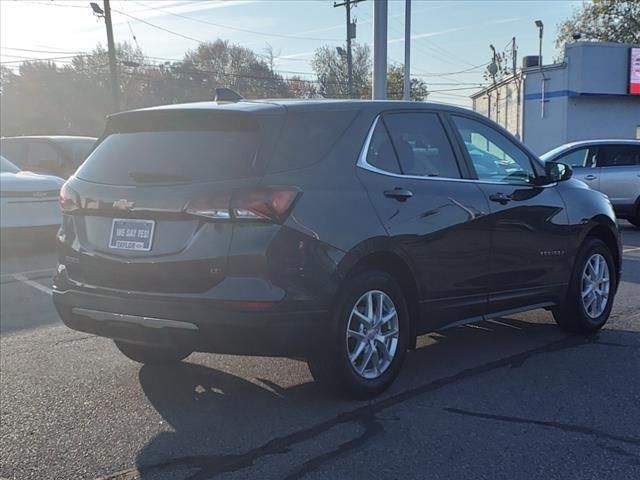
xmin=12 ymin=273 xmax=53 ymax=296
xmin=0 ymin=267 xmax=55 ymax=283
xmin=623 ymin=247 xmax=640 ymax=253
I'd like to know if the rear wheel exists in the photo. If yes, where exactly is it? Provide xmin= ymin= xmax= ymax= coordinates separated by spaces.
xmin=552 ymin=238 xmax=616 ymax=333
xmin=114 ymin=340 xmax=192 ymax=365
xmin=307 ymin=270 xmax=409 ymax=398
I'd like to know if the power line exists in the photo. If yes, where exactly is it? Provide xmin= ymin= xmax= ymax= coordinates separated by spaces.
xmin=1 ymin=46 xmax=89 ymax=55
xmin=129 ymin=1 xmax=343 ymax=42
xmin=412 ymin=63 xmax=489 ymax=78
xmin=109 ymin=6 xmax=206 ymax=44
xmin=0 ymin=54 xmax=88 ymax=65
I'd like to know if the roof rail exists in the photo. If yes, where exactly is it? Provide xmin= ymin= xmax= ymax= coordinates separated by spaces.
xmin=214 ymin=87 xmax=244 ymax=103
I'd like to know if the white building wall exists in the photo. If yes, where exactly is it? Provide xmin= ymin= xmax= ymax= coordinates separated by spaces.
xmin=522 ymin=65 xmax=569 ymax=155
xmin=473 ymin=41 xmax=640 ymax=156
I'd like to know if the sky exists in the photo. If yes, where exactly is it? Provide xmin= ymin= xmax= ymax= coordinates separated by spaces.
xmin=0 ymin=0 xmax=583 ymax=106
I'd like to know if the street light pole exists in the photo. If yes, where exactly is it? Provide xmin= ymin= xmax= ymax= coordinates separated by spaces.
xmin=101 ymin=0 xmax=119 ymax=112
xmin=372 ymin=0 xmax=388 ymax=100
xmin=535 ymin=20 xmax=545 ymax=119
xmin=403 ymin=0 xmax=411 ymax=100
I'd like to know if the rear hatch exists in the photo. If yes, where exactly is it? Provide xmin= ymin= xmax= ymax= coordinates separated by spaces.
xmin=60 ymin=107 xmax=286 ymax=293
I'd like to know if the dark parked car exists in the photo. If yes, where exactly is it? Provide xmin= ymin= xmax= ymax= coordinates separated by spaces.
xmin=540 ymin=139 xmax=640 ymax=227
xmin=53 ymin=100 xmax=621 ymax=397
xmin=0 ymin=135 xmax=97 ymax=178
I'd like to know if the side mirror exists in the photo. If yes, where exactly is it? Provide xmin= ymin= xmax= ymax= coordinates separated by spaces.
xmin=544 ymin=161 xmax=572 ymax=183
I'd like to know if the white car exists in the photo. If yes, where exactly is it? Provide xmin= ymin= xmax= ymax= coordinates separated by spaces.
xmin=541 ymin=140 xmax=640 ymax=227
xmin=0 ymin=155 xmax=64 ymax=230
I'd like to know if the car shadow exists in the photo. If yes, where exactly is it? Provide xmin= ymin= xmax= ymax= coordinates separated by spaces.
xmin=132 ymin=315 xmax=640 ymax=479
xmin=619 ymin=221 xmax=640 ymax=247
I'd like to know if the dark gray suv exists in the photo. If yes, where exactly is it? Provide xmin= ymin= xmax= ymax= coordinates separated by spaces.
xmin=53 ymin=99 xmax=621 ymax=397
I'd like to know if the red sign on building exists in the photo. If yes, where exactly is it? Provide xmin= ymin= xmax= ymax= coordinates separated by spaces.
xmin=630 ymin=47 xmax=640 ymax=95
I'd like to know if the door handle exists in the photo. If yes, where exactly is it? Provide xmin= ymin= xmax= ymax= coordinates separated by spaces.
xmin=384 ymin=188 xmax=413 ymax=201
xmin=584 ymin=174 xmax=598 ymax=181
xmin=489 ymin=192 xmax=512 ymax=205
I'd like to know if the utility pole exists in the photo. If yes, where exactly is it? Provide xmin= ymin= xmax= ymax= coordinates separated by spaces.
xmin=334 ymin=0 xmax=363 ymax=98
xmin=403 ymin=0 xmax=411 ymax=100
xmin=372 ymin=0 xmax=388 ymax=100
xmin=91 ymin=1 xmax=119 ymax=112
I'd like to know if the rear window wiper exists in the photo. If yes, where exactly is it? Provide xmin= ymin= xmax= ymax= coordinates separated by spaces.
xmin=128 ymin=171 xmax=192 ymax=183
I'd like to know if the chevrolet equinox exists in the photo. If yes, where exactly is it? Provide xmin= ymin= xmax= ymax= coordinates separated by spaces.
xmin=53 ymin=99 xmax=622 ymax=398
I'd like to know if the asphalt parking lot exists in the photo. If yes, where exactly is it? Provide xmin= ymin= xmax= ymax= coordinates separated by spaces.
xmin=1 ymin=223 xmax=639 ymax=480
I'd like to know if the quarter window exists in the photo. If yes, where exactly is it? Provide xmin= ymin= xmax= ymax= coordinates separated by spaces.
xmin=452 ymin=115 xmax=536 ymax=185
xmin=365 ymin=120 xmax=402 ymax=174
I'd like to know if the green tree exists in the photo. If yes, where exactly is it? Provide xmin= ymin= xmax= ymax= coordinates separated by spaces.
xmin=361 ymin=64 xmax=429 ymax=101
xmin=180 ymin=39 xmax=289 ymax=99
xmin=385 ymin=64 xmax=428 ymax=101
xmin=0 ymin=39 xmax=291 ymax=137
xmin=285 ymin=75 xmax=318 ymax=98
xmin=311 ymin=43 xmax=371 ymax=98
xmin=556 ymin=0 xmax=640 ymax=49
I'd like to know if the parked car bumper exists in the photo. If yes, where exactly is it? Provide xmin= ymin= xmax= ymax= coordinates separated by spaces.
xmin=52 ymin=268 xmax=329 ymax=357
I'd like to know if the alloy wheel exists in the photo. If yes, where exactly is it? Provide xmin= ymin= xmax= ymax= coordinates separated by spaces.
xmin=581 ymin=253 xmax=610 ymax=319
xmin=345 ymin=290 xmax=400 ymax=380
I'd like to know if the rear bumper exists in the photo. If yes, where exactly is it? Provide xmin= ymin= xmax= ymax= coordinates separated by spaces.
xmin=52 ymin=275 xmax=329 ymax=357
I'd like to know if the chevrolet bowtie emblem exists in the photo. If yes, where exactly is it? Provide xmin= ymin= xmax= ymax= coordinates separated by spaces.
xmin=113 ymin=199 xmax=135 ymax=210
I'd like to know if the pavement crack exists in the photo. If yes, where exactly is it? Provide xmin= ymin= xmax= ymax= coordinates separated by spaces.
xmin=282 ymin=415 xmax=384 ymax=480
xmin=55 ymin=335 xmax=96 ymax=346
xmin=101 ymin=334 xmax=592 ymax=480
xmin=596 ymin=442 xmax=640 ymax=460
xmin=444 ymin=407 xmax=640 ymax=447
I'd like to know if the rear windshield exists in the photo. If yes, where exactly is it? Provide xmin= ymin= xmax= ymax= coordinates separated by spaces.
xmin=76 ymin=130 xmax=259 ymax=186
xmin=59 ymin=140 xmax=96 ymax=167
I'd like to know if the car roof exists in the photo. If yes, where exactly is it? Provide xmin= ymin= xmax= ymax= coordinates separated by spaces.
xmin=1 ymin=135 xmax=97 ymax=142
xmin=553 ymin=139 xmax=640 ymax=150
xmin=111 ymin=98 xmax=476 ymax=117
xmin=541 ymin=139 xmax=640 ymax=159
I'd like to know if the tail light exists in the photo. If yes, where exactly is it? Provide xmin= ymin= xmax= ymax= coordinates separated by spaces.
xmin=186 ymin=187 xmax=300 ymax=223
xmin=59 ymin=182 xmax=80 ymax=213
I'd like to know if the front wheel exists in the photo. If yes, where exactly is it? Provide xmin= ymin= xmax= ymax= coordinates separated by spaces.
xmin=114 ymin=340 xmax=192 ymax=365
xmin=552 ymin=238 xmax=617 ymax=333
xmin=307 ymin=270 xmax=409 ymax=399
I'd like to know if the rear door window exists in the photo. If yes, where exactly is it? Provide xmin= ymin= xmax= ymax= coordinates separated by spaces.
xmin=382 ymin=112 xmax=461 ymax=179
xmin=597 ymin=145 xmax=640 ymax=167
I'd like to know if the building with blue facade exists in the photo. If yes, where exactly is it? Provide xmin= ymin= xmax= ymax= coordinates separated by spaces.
xmin=471 ymin=41 xmax=640 ymax=155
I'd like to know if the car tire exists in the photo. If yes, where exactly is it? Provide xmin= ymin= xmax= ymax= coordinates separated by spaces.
xmin=552 ymin=237 xmax=617 ymax=334
xmin=114 ymin=340 xmax=192 ymax=365
xmin=307 ymin=270 xmax=409 ymax=399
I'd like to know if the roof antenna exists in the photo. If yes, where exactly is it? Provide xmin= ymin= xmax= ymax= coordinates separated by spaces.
xmin=215 ymin=87 xmax=244 ymax=103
